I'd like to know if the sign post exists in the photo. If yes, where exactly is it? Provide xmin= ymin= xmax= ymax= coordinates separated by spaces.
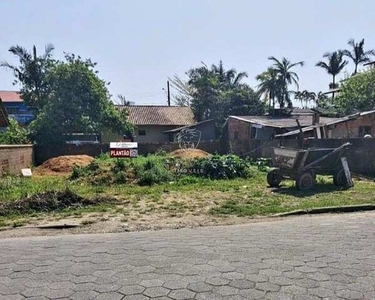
xmin=109 ymin=142 xmax=138 ymax=158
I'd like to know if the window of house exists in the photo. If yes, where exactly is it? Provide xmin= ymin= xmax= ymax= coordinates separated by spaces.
xmin=5 ymin=107 xmax=19 ymax=114
xmin=359 ymin=126 xmax=372 ymax=137
xmin=138 ymin=129 xmax=146 ymax=136
xmin=250 ymin=126 xmax=257 ymax=139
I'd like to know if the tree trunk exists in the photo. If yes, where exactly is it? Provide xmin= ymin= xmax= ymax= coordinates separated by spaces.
xmin=332 ymin=75 xmax=336 ymax=99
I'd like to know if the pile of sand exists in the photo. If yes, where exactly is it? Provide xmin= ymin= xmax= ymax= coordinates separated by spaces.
xmin=170 ymin=149 xmax=210 ymax=159
xmin=35 ymin=155 xmax=94 ymax=175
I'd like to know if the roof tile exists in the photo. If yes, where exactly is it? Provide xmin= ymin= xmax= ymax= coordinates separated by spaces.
xmin=0 ymin=91 xmax=22 ymax=102
xmin=117 ymin=105 xmax=195 ymax=126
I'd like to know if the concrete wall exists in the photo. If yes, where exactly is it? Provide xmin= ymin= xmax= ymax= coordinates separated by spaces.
xmin=134 ymin=125 xmax=178 ymax=143
xmin=229 ymin=138 xmax=375 ymax=175
xmin=34 ymin=140 xmax=227 ymax=165
xmin=0 ymin=145 xmax=33 ymax=175
xmin=34 ymin=144 xmax=109 ymax=165
xmin=100 ymin=125 xmax=180 ymax=144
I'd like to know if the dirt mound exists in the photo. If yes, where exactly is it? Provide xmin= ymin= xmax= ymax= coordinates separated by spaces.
xmin=35 ymin=155 xmax=94 ymax=175
xmin=170 ymin=149 xmax=210 ymax=159
xmin=0 ymin=190 xmax=115 ymax=216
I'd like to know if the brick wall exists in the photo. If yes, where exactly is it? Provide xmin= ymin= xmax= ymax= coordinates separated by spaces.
xmin=0 ymin=145 xmax=33 ymax=176
xmin=227 ymin=117 xmax=251 ymax=155
xmin=329 ymin=114 xmax=375 ymax=138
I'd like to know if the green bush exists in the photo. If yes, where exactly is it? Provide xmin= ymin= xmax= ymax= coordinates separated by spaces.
xmin=136 ymin=156 xmax=175 ymax=186
xmin=111 ymin=159 xmax=129 ymax=174
xmin=0 ymin=118 xmax=30 ymax=145
xmin=138 ymin=165 xmax=174 ymax=186
xmin=189 ymin=155 xmax=251 ymax=180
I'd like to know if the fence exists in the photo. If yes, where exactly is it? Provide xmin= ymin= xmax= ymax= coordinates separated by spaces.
xmin=230 ymin=138 xmax=375 ymax=175
xmin=34 ymin=140 xmax=227 ymax=165
xmin=0 ymin=145 xmax=33 ymax=175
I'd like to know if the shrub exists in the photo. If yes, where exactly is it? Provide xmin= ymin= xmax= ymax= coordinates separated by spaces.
xmin=0 ymin=118 xmax=30 ymax=145
xmin=71 ymin=165 xmax=85 ymax=180
xmin=138 ymin=165 xmax=174 ymax=186
xmin=188 ymin=155 xmax=251 ymax=180
xmin=111 ymin=159 xmax=129 ymax=174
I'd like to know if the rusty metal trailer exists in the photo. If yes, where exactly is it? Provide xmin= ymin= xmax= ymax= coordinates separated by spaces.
xmin=267 ymin=142 xmax=353 ymax=190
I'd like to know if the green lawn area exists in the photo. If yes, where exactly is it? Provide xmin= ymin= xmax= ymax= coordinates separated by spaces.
xmin=1 ymin=169 xmax=375 ymax=229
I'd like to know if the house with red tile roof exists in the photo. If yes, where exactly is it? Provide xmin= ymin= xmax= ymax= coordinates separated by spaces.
xmin=102 ymin=105 xmax=196 ymax=143
xmin=0 ymin=98 xmax=10 ymax=131
xmin=0 ymin=91 xmax=34 ymax=125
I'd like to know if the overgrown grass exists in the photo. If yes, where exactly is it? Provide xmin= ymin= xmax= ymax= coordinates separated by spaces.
xmin=1 ymin=156 xmax=375 ymax=228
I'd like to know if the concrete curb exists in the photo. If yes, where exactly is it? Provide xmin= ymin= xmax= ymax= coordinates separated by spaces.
xmin=272 ymin=204 xmax=375 ymax=217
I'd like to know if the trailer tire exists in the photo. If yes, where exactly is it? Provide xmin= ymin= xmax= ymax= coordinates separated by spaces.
xmin=333 ymin=169 xmax=348 ymax=187
xmin=296 ymin=172 xmax=315 ymax=191
xmin=267 ymin=169 xmax=282 ymax=187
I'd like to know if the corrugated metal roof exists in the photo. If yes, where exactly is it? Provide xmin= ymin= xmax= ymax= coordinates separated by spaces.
xmin=117 ymin=105 xmax=195 ymax=126
xmin=0 ymin=91 xmax=22 ymax=102
xmin=229 ymin=115 xmax=337 ymax=129
xmin=275 ymin=110 xmax=375 ymax=137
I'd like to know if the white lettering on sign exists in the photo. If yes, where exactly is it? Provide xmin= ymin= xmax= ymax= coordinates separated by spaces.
xmin=109 ymin=141 xmax=138 ymax=158
xmin=109 ymin=142 xmax=138 ymax=149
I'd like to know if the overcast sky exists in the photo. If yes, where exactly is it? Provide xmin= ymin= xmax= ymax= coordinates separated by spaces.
xmin=1 ymin=0 xmax=374 ymax=105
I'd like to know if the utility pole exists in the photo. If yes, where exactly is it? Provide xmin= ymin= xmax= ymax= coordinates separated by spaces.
xmin=167 ymin=80 xmax=171 ymax=106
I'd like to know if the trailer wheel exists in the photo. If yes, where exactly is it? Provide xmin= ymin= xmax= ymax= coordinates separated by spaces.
xmin=296 ymin=172 xmax=315 ymax=191
xmin=333 ymin=169 xmax=348 ymax=187
xmin=267 ymin=169 xmax=282 ymax=187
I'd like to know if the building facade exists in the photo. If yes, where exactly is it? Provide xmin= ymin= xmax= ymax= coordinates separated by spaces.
xmin=0 ymin=91 xmax=34 ymax=125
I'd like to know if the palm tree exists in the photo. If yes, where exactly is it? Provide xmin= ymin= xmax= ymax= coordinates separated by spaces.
xmin=256 ymin=68 xmax=280 ymax=111
xmin=211 ymin=60 xmax=248 ymax=87
xmin=316 ymin=51 xmax=348 ymax=91
xmin=0 ymin=44 xmax=54 ymax=110
xmin=268 ymin=57 xmax=305 ymax=108
xmin=342 ymin=38 xmax=375 ymax=75
xmin=294 ymin=90 xmax=316 ymax=108
xmin=117 ymin=94 xmax=131 ymax=106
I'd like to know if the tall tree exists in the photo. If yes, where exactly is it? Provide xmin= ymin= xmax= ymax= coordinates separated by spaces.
xmin=342 ymin=38 xmax=375 ymax=75
xmin=0 ymin=44 xmax=55 ymax=111
xmin=29 ymin=54 xmax=132 ymax=145
xmin=256 ymin=68 xmax=280 ymax=111
xmin=267 ymin=57 xmax=304 ymax=108
xmin=173 ymin=61 xmax=263 ymax=129
xmin=169 ymin=75 xmax=194 ymax=106
xmin=316 ymin=51 xmax=348 ymax=90
xmin=117 ymin=94 xmax=131 ymax=106
xmin=210 ymin=60 xmax=248 ymax=88
xmin=335 ymin=69 xmax=375 ymax=114
xmin=294 ymin=90 xmax=316 ymax=108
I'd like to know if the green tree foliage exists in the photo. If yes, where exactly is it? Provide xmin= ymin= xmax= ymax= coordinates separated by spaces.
xmin=294 ymin=90 xmax=317 ymax=108
xmin=0 ymin=44 xmax=55 ymax=111
xmin=256 ymin=57 xmax=304 ymax=110
xmin=29 ymin=54 xmax=132 ymax=145
xmin=335 ymin=69 xmax=375 ymax=114
xmin=0 ymin=118 xmax=30 ymax=145
xmin=342 ymin=38 xmax=375 ymax=75
xmin=178 ymin=61 xmax=263 ymax=125
xmin=316 ymin=51 xmax=348 ymax=89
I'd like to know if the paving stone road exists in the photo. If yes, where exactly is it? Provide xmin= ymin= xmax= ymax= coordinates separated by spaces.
xmin=1 ymin=212 xmax=375 ymax=300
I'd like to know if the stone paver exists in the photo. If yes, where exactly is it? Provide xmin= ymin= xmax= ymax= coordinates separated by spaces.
xmin=1 ymin=212 xmax=375 ymax=299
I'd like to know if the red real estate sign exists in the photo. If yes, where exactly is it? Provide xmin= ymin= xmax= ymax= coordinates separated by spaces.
xmin=109 ymin=142 xmax=138 ymax=158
